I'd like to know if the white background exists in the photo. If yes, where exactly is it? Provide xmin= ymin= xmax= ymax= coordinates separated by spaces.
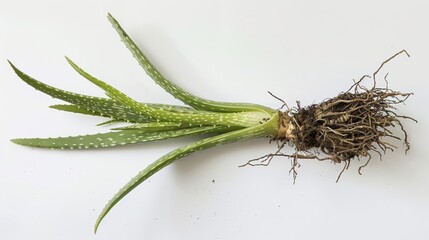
xmin=1 ymin=0 xmax=428 ymax=239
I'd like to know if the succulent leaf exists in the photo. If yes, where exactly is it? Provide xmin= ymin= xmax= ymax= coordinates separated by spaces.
xmin=111 ymin=122 xmax=192 ymax=131
xmin=11 ymin=125 xmax=230 ymax=149
xmin=50 ymin=104 xmax=105 ymax=116
xmin=107 ymin=13 xmax=272 ymax=113
xmin=9 ymin=61 xmax=149 ymax=123
xmin=66 ymin=57 xmax=270 ymax=127
xmin=96 ymin=119 xmax=122 ymax=126
xmin=94 ymin=122 xmax=271 ymax=233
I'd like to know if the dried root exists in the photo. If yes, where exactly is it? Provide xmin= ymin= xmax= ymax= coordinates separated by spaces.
xmin=242 ymin=50 xmax=416 ymax=182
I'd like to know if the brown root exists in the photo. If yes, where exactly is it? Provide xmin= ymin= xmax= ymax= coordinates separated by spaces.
xmin=243 ymin=50 xmax=416 ymax=182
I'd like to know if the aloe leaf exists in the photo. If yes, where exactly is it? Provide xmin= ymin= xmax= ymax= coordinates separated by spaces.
xmin=50 ymin=105 xmax=127 ymax=126
xmin=147 ymin=103 xmax=208 ymax=114
xmin=50 ymin=104 xmax=105 ymax=116
xmin=94 ymin=122 xmax=272 ymax=233
xmin=11 ymin=125 xmax=230 ymax=149
xmin=51 ymin=102 xmax=203 ymax=116
xmin=66 ymin=57 xmax=270 ymax=127
xmin=96 ymin=119 xmax=121 ymax=126
xmin=64 ymin=57 xmax=207 ymax=115
xmin=107 ymin=13 xmax=272 ymax=113
xmin=8 ymin=61 xmax=149 ymax=123
xmin=111 ymin=122 xmax=191 ymax=131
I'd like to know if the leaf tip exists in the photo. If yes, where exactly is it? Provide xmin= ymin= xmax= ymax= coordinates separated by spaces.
xmin=7 ymin=60 xmax=18 ymax=71
xmin=64 ymin=56 xmax=75 ymax=67
xmin=10 ymin=138 xmax=25 ymax=146
xmin=64 ymin=55 xmax=71 ymax=62
xmin=94 ymin=222 xmax=99 ymax=234
xmin=94 ymin=211 xmax=106 ymax=234
xmin=107 ymin=12 xmax=115 ymax=23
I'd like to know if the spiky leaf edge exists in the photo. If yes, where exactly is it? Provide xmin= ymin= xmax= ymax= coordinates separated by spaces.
xmin=11 ymin=125 xmax=233 ymax=149
xmin=8 ymin=61 xmax=149 ymax=123
xmin=107 ymin=13 xmax=272 ymax=113
xmin=94 ymin=118 xmax=278 ymax=233
xmin=66 ymin=57 xmax=270 ymax=128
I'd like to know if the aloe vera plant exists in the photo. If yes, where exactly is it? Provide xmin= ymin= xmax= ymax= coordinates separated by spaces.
xmin=9 ymin=14 xmax=414 ymax=233
xmin=9 ymin=14 xmax=278 ymax=233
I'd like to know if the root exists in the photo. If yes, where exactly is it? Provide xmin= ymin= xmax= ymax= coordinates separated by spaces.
xmin=268 ymin=91 xmax=290 ymax=112
xmin=372 ymin=49 xmax=410 ymax=84
xmin=244 ymin=50 xmax=416 ymax=182
xmin=239 ymin=142 xmax=286 ymax=167
xmin=358 ymin=155 xmax=372 ymax=175
xmin=336 ymin=160 xmax=351 ymax=183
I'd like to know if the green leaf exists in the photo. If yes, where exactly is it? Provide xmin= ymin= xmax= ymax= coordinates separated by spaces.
xmin=107 ymin=13 xmax=272 ymax=113
xmin=143 ymin=103 xmax=207 ymax=114
xmin=50 ymin=104 xmax=105 ymax=116
xmin=11 ymin=125 xmax=230 ymax=149
xmin=111 ymin=122 xmax=191 ymax=131
xmin=8 ymin=61 xmax=149 ymax=123
xmin=94 ymin=122 xmax=271 ymax=233
xmin=96 ymin=119 xmax=121 ymax=126
xmin=66 ymin=57 xmax=270 ymax=127
xmin=51 ymin=102 xmax=205 ymax=116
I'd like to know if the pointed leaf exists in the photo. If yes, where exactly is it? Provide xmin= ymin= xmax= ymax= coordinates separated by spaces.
xmin=94 ymin=122 xmax=271 ymax=233
xmin=50 ymin=104 xmax=105 ymax=116
xmin=96 ymin=119 xmax=121 ymax=126
xmin=66 ymin=57 xmax=269 ymax=127
xmin=107 ymin=13 xmax=272 ymax=113
xmin=11 ymin=126 xmax=230 ymax=149
xmin=9 ymin=61 xmax=150 ymax=123
xmin=112 ymin=122 xmax=191 ymax=131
